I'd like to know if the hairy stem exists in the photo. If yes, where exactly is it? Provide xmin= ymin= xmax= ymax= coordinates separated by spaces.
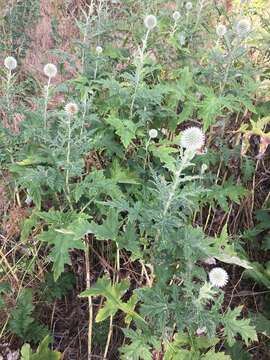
xmin=44 ymin=77 xmax=51 ymax=129
xmin=130 ymin=29 xmax=150 ymax=119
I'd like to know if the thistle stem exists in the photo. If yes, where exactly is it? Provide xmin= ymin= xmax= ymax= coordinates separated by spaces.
xmin=44 ymin=77 xmax=51 ymax=129
xmin=65 ymin=115 xmax=73 ymax=209
xmin=6 ymin=69 xmax=12 ymax=115
xmin=155 ymin=151 xmax=192 ymax=243
xmin=130 ymin=29 xmax=150 ymax=119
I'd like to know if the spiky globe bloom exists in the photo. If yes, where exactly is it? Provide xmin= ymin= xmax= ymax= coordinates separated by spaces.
xmin=216 ymin=24 xmax=227 ymax=37
xmin=180 ymin=127 xmax=205 ymax=150
xmin=149 ymin=129 xmax=158 ymax=139
xmin=173 ymin=11 xmax=181 ymax=21
xmin=65 ymin=102 xmax=78 ymax=116
xmin=236 ymin=18 xmax=251 ymax=37
xmin=43 ymin=63 xmax=57 ymax=78
xmin=144 ymin=15 xmax=157 ymax=30
xmin=185 ymin=2 xmax=193 ymax=11
xmin=4 ymin=56 xmax=17 ymax=71
xmin=96 ymin=46 xmax=103 ymax=55
xmin=209 ymin=267 xmax=229 ymax=288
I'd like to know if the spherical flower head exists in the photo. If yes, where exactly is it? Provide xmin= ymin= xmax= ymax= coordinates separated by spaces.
xmin=180 ymin=127 xmax=205 ymax=151
xmin=216 ymin=24 xmax=227 ymax=37
xmin=149 ymin=129 xmax=158 ymax=139
xmin=65 ymin=102 xmax=78 ymax=116
xmin=185 ymin=2 xmax=193 ymax=11
xmin=173 ymin=11 xmax=181 ymax=21
xmin=43 ymin=63 xmax=57 ymax=78
xmin=236 ymin=18 xmax=251 ymax=37
xmin=201 ymin=163 xmax=208 ymax=174
xmin=96 ymin=46 xmax=103 ymax=55
xmin=209 ymin=267 xmax=229 ymax=288
xmin=4 ymin=56 xmax=17 ymax=71
xmin=144 ymin=15 xmax=157 ymax=30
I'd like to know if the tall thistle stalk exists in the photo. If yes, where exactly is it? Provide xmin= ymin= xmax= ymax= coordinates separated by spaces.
xmin=3 ymin=57 xmax=22 ymax=206
xmin=130 ymin=15 xmax=157 ymax=119
xmin=64 ymin=102 xmax=78 ymax=209
xmin=4 ymin=56 xmax=17 ymax=122
xmin=43 ymin=63 xmax=57 ymax=129
xmin=155 ymin=128 xmax=205 ymax=242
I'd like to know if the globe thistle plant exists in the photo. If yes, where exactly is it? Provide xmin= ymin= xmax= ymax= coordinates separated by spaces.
xmin=43 ymin=63 xmax=57 ymax=128
xmin=180 ymin=127 xmax=205 ymax=151
xmin=64 ymin=103 xmax=78 ymax=208
xmin=65 ymin=102 xmax=79 ymax=116
xmin=130 ymin=15 xmax=157 ymax=119
xmin=144 ymin=15 xmax=157 ymax=30
xmin=236 ymin=18 xmax=251 ymax=37
xmin=96 ymin=46 xmax=103 ymax=55
xmin=216 ymin=24 xmax=227 ymax=37
xmin=4 ymin=56 xmax=17 ymax=71
xmin=149 ymin=129 xmax=158 ymax=139
xmin=43 ymin=63 xmax=57 ymax=78
xmin=94 ymin=47 xmax=103 ymax=79
xmin=172 ymin=11 xmax=181 ymax=21
xmin=185 ymin=2 xmax=193 ymax=11
xmin=209 ymin=267 xmax=229 ymax=288
xmin=4 ymin=56 xmax=17 ymax=115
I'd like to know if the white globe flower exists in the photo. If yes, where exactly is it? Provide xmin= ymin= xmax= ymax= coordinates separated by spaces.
xmin=216 ymin=24 xmax=227 ymax=37
xmin=149 ymin=129 xmax=158 ymax=139
xmin=209 ymin=267 xmax=229 ymax=288
xmin=96 ymin=46 xmax=103 ymax=55
xmin=4 ymin=56 xmax=17 ymax=71
xmin=43 ymin=63 xmax=57 ymax=78
xmin=64 ymin=102 xmax=78 ymax=116
xmin=185 ymin=2 xmax=193 ymax=11
xmin=201 ymin=163 xmax=208 ymax=174
xmin=180 ymin=127 xmax=205 ymax=150
xmin=144 ymin=15 xmax=157 ymax=30
xmin=173 ymin=11 xmax=181 ymax=21
xmin=236 ymin=18 xmax=251 ymax=37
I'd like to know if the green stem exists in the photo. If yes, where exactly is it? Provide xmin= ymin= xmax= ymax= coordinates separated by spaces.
xmin=155 ymin=151 xmax=193 ymax=243
xmin=44 ymin=77 xmax=51 ymax=129
xmin=65 ymin=115 xmax=73 ymax=209
xmin=130 ymin=29 xmax=150 ymax=119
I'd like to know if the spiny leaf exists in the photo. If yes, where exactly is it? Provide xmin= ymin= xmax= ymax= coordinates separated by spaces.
xmin=21 ymin=336 xmax=61 ymax=360
xmin=9 ymin=289 xmax=48 ymax=343
xmin=202 ymin=351 xmax=231 ymax=360
xmin=222 ymin=306 xmax=258 ymax=346
xmin=90 ymin=208 xmax=119 ymax=241
xmin=79 ymin=276 xmax=143 ymax=324
xmin=121 ymin=329 xmax=160 ymax=360
xmin=111 ymin=159 xmax=140 ymax=185
xmin=106 ymin=115 xmax=137 ymax=148
xmin=118 ymin=222 xmax=142 ymax=260
xmin=38 ymin=216 xmax=92 ymax=280
xmin=150 ymin=145 xmax=178 ymax=171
